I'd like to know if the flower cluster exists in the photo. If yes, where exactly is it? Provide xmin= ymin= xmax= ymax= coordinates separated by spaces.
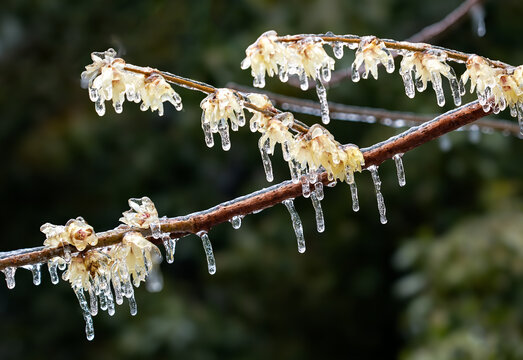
xmin=41 ymin=217 xmax=98 ymax=251
xmin=120 ymin=196 xmax=162 ymax=238
xmin=351 ymin=36 xmax=395 ymax=82
xmin=461 ymin=55 xmax=523 ymax=119
xmin=81 ymin=48 xmax=182 ymax=116
xmin=200 ymin=89 xmax=246 ymax=150
xmin=62 ymin=250 xmax=111 ymax=291
xmin=241 ymin=30 xmax=335 ymax=90
xmin=400 ymin=50 xmax=463 ymax=106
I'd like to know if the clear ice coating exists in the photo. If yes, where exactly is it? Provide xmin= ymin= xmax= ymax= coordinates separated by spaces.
xmin=310 ymin=191 xmax=325 ymax=233
xmin=314 ymin=182 xmax=324 ymax=201
xmin=431 ymin=71 xmax=445 ymax=107
xmin=301 ymin=176 xmax=311 ymax=198
xmin=299 ymin=69 xmax=309 ymax=91
xmin=2 ymin=267 xmax=16 ymax=289
xmin=260 ymin=138 xmax=274 ymax=182
xmin=74 ymin=287 xmax=95 ymax=341
xmin=449 ymin=68 xmax=462 ymax=106
xmin=229 ymin=215 xmax=242 ymax=229
xmin=401 ymin=70 xmax=415 ymax=98
xmin=316 ymin=79 xmax=330 ymax=124
xmin=202 ymin=119 xmax=214 ymax=148
xmin=393 ymin=154 xmax=406 ymax=187
xmin=283 ymin=199 xmax=306 ymax=254
xmin=128 ymin=293 xmax=138 ymax=316
xmin=162 ymin=234 xmax=177 ymax=264
xmin=349 ymin=182 xmax=359 ymax=212
xmin=368 ymin=165 xmax=387 ymax=224
xmin=48 ymin=260 xmax=59 ymax=285
xmin=218 ymin=118 xmax=231 ymax=151
xmin=198 ymin=232 xmax=216 ymax=275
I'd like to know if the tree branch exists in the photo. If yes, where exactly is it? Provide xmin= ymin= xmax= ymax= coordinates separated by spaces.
xmin=0 ymin=101 xmax=489 ymax=272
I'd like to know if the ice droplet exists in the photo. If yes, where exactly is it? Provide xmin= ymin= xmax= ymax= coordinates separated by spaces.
xmin=74 ymin=287 xmax=95 ymax=341
xmin=448 ymin=68 xmax=462 ymax=106
xmin=253 ymin=73 xmax=265 ymax=88
xmin=321 ymin=65 xmax=331 ymax=83
xmin=299 ymin=69 xmax=309 ymax=91
xmin=349 ymin=182 xmax=359 ymax=212
xmin=279 ymin=66 xmax=289 ymax=83
xmin=128 ymin=292 xmax=138 ymax=316
xmin=368 ymin=165 xmax=387 ymax=224
xmin=283 ymin=199 xmax=306 ymax=253
xmin=393 ymin=154 xmax=406 ymax=187
xmin=301 ymin=176 xmax=311 ymax=198
xmin=314 ymin=181 xmax=324 ymax=201
xmin=351 ymin=63 xmax=360 ymax=82
xmin=332 ymin=42 xmax=344 ymax=59
xmin=111 ymin=272 xmax=124 ymax=306
xmin=401 ymin=70 xmax=415 ymax=99
xmin=470 ymin=4 xmax=486 ymax=37
xmin=95 ymin=98 xmax=106 ymax=116
xmin=89 ymin=87 xmax=99 ymax=102
xmin=218 ymin=118 xmax=231 ymax=151
xmin=198 ymin=231 xmax=216 ymax=275
xmin=289 ymin=159 xmax=301 ymax=184
xmin=259 ymin=138 xmax=274 ymax=182
xmin=316 ymin=79 xmax=330 ymax=125
xmin=2 ymin=267 xmax=16 ymax=289
xmin=29 ymin=264 xmax=41 ymax=286
xmin=202 ymin=116 xmax=214 ymax=148
xmin=162 ymin=234 xmax=177 ymax=264
xmin=431 ymin=72 xmax=445 ymax=107
xmin=310 ymin=191 xmax=325 ymax=233
xmin=229 ymin=215 xmax=242 ymax=230
xmin=48 ymin=260 xmax=59 ymax=284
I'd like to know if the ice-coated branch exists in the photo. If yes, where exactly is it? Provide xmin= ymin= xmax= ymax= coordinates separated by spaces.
xmin=228 ymin=83 xmax=521 ymax=138
xmin=0 ymin=100 xmax=490 ymax=272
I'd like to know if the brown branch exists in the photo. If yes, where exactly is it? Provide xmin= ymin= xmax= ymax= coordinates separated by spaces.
xmin=228 ymin=83 xmax=521 ymax=137
xmin=292 ymin=0 xmax=486 ymax=89
xmin=0 ymin=101 xmax=490 ymax=272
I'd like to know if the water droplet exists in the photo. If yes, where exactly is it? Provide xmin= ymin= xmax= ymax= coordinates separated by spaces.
xmin=259 ymin=138 xmax=274 ymax=182
xmin=368 ymin=165 xmax=387 ymax=224
xmin=2 ymin=267 xmax=16 ymax=289
xmin=393 ymin=154 xmax=406 ymax=187
xmin=230 ymin=215 xmax=242 ymax=230
xmin=198 ymin=232 xmax=216 ymax=275
xmin=283 ymin=199 xmax=306 ymax=253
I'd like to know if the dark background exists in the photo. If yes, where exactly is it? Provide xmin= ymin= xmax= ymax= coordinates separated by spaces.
xmin=0 ymin=0 xmax=522 ymax=359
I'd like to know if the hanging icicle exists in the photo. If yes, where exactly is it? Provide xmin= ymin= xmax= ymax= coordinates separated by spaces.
xmin=283 ymin=199 xmax=306 ymax=253
xmin=310 ymin=190 xmax=325 ymax=233
xmin=393 ymin=154 xmax=406 ymax=187
xmin=349 ymin=182 xmax=360 ymax=212
xmin=229 ymin=215 xmax=243 ymax=229
xmin=316 ymin=78 xmax=330 ymax=124
xmin=198 ymin=231 xmax=216 ymax=275
xmin=368 ymin=165 xmax=387 ymax=224
xmin=2 ymin=267 xmax=16 ymax=289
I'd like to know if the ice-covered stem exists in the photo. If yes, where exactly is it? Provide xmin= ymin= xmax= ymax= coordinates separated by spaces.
xmin=229 ymin=83 xmax=522 ymax=138
xmin=0 ymin=101 xmax=491 ymax=271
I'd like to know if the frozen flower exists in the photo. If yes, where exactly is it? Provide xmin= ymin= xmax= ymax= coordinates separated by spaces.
xmin=287 ymin=37 xmax=335 ymax=89
xmin=245 ymin=93 xmax=273 ymax=133
xmin=62 ymin=250 xmax=111 ymax=291
xmin=81 ymin=48 xmax=182 ymax=116
xmin=41 ymin=217 xmax=98 ymax=251
xmin=351 ymin=36 xmax=394 ymax=82
xmin=120 ymin=196 xmax=161 ymax=237
xmin=461 ymin=55 xmax=505 ymax=112
xmin=241 ymin=30 xmax=287 ymax=88
xmin=258 ymin=112 xmax=294 ymax=156
xmin=110 ymin=232 xmax=161 ymax=287
xmin=200 ymin=89 xmax=246 ymax=150
xmin=400 ymin=50 xmax=462 ymax=106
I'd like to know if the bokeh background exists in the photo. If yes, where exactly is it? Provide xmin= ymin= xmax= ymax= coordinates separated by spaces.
xmin=0 ymin=0 xmax=522 ymax=359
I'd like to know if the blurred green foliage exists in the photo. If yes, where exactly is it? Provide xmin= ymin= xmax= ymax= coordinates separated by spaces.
xmin=0 ymin=0 xmax=521 ymax=359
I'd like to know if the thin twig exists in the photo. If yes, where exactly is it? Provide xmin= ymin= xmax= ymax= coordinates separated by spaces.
xmin=0 ymin=101 xmax=490 ymax=272
xmin=228 ymin=83 xmax=521 ymax=137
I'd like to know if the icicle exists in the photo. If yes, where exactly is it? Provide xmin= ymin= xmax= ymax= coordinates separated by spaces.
xmin=448 ymin=68 xmax=462 ymax=106
xmin=128 ymin=292 xmax=138 ymax=316
xmin=310 ymin=191 xmax=325 ymax=233
xmin=112 ymin=272 xmax=124 ymax=306
xmin=229 ymin=215 xmax=242 ymax=229
xmin=289 ymin=159 xmax=300 ymax=184
xmin=345 ymin=166 xmax=355 ymax=185
xmin=321 ymin=64 xmax=331 ymax=83
xmin=2 ymin=267 xmax=16 ymax=289
xmin=253 ymin=73 xmax=265 ymax=88
xmin=279 ymin=66 xmax=289 ymax=83
xmin=202 ymin=117 xmax=214 ymax=148
xmin=150 ymin=220 xmax=162 ymax=240
xmin=438 ymin=134 xmax=452 ymax=152
xmin=95 ymin=98 xmax=105 ymax=116
xmin=470 ymin=4 xmax=486 ymax=37
xmin=282 ymin=141 xmax=291 ymax=161
xmin=198 ymin=231 xmax=216 ymax=275
xmin=415 ymin=76 xmax=425 ymax=92
xmin=517 ymin=102 xmax=523 ymax=135
xmin=301 ymin=176 xmax=311 ymax=198
xmin=349 ymin=182 xmax=359 ymax=212
xmin=351 ymin=63 xmax=360 ymax=82
xmin=89 ymin=287 xmax=98 ymax=316
xmin=368 ymin=165 xmax=387 ymax=224
xmin=299 ymin=69 xmax=309 ymax=91
xmin=162 ymin=234 xmax=177 ymax=264
xmin=104 ymin=281 xmax=115 ymax=316
xmin=145 ymin=254 xmax=164 ymax=293
xmin=74 ymin=287 xmax=95 ymax=341
xmin=48 ymin=260 xmax=59 ymax=285
xmin=393 ymin=154 xmax=406 ymax=187
xmin=316 ymin=79 xmax=330 ymax=124
xmin=29 ymin=264 xmax=41 ymax=286
xmin=431 ymin=72 xmax=445 ymax=107
xmin=401 ymin=70 xmax=415 ymax=98
xmin=333 ymin=42 xmax=344 ymax=59
xmin=63 ymin=244 xmax=72 ymax=263
xmin=283 ymin=199 xmax=306 ymax=253
xmin=314 ymin=182 xmax=324 ymax=201
xmin=230 ymin=119 xmax=239 ymax=132
xmin=217 ymin=118 xmax=231 ymax=151
xmin=238 ymin=110 xmax=246 ymax=127
xmin=259 ymin=138 xmax=274 ymax=182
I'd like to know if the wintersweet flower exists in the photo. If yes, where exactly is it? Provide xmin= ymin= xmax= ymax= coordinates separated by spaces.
xmin=351 ymin=36 xmax=394 ymax=82
xmin=41 ymin=217 xmax=98 ymax=251
xmin=120 ymin=196 xmax=161 ymax=238
xmin=288 ymin=37 xmax=335 ymax=90
xmin=245 ymin=93 xmax=273 ymax=133
xmin=62 ymin=250 xmax=111 ymax=291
